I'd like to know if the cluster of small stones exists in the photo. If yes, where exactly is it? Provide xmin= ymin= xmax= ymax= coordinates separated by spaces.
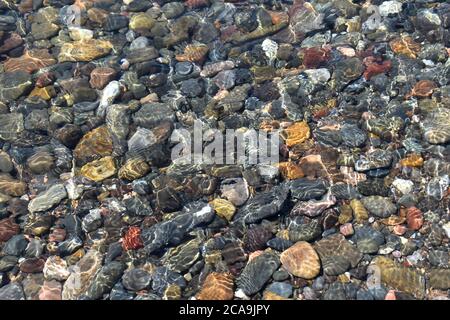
xmin=0 ymin=0 xmax=449 ymax=300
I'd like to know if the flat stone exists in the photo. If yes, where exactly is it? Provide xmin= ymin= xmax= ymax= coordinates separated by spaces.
xmin=118 ymin=158 xmax=150 ymax=181
xmin=289 ymin=178 xmax=328 ymax=201
xmin=80 ymin=156 xmax=117 ymax=182
xmin=220 ymin=178 xmax=249 ymax=206
xmin=282 ymin=122 xmax=311 ymax=147
xmin=280 ymin=241 xmax=321 ymax=279
xmin=196 ymin=272 xmax=234 ymax=300
xmin=129 ymin=13 xmax=155 ymax=32
xmin=237 ymin=252 xmax=280 ymax=296
xmin=314 ymin=234 xmax=362 ymax=275
xmin=423 ymin=108 xmax=450 ymax=145
xmin=62 ymin=250 xmax=103 ymax=300
xmin=86 ymin=262 xmax=125 ymax=299
xmin=132 ymin=103 xmax=175 ymax=130
xmin=0 ymin=72 xmax=32 ymax=101
xmin=122 ymin=268 xmax=152 ymax=291
xmin=239 ymin=183 xmax=289 ymax=224
xmin=0 ymin=217 xmax=19 ymax=242
xmin=354 ymin=226 xmax=385 ymax=254
xmin=58 ymin=39 xmax=113 ymax=62
xmin=31 ymin=21 xmax=59 ymax=40
xmin=38 ymin=280 xmax=62 ymax=300
xmin=26 ymin=150 xmax=54 ymax=174
xmin=43 ymin=256 xmax=70 ymax=281
xmin=141 ymin=203 xmax=214 ymax=254
xmin=90 ymin=67 xmax=117 ymax=90
xmin=151 ymin=266 xmax=186 ymax=296
xmin=74 ymin=126 xmax=113 ymax=166
xmin=370 ymin=256 xmax=425 ymax=299
xmin=0 ymin=33 xmax=23 ymax=54
xmin=0 ymin=283 xmax=25 ymax=300
xmin=3 ymin=234 xmax=28 ymax=256
xmin=0 ymin=150 xmax=13 ymax=172
xmin=3 ymin=49 xmax=56 ymax=74
xmin=361 ymin=196 xmax=397 ymax=218
xmin=0 ymin=174 xmax=27 ymax=196
xmin=210 ymin=198 xmax=236 ymax=221
xmin=28 ymin=184 xmax=67 ymax=213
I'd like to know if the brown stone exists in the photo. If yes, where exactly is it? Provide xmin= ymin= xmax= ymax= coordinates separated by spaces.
xmin=55 ymin=124 xmax=83 ymax=149
xmin=163 ymin=284 xmax=181 ymax=300
xmin=29 ymin=86 xmax=56 ymax=100
xmin=0 ymin=217 xmax=20 ymax=242
xmin=399 ymin=154 xmax=424 ymax=168
xmin=0 ymin=173 xmax=27 ymax=196
xmin=58 ymin=39 xmax=113 ymax=62
xmin=118 ymin=158 xmax=150 ymax=181
xmin=280 ymin=241 xmax=321 ymax=279
xmin=87 ymin=8 xmax=109 ymax=25
xmin=338 ymin=204 xmax=353 ymax=224
xmin=277 ymin=162 xmax=305 ymax=180
xmin=282 ymin=122 xmax=310 ymax=147
xmin=18 ymin=0 xmax=33 ymax=13
xmin=20 ymin=258 xmax=46 ymax=273
xmin=263 ymin=291 xmax=289 ymax=300
xmin=80 ymin=156 xmax=117 ymax=182
xmin=36 ymin=72 xmax=56 ymax=88
xmin=196 ymin=272 xmax=234 ymax=300
xmin=409 ymin=80 xmax=438 ymax=98
xmin=89 ymin=67 xmax=117 ymax=90
xmin=0 ymin=33 xmax=23 ymax=54
xmin=300 ymin=46 xmax=331 ymax=69
xmin=4 ymin=49 xmax=56 ymax=74
xmin=406 ymin=207 xmax=423 ymax=231
xmin=74 ymin=126 xmax=113 ymax=165
xmin=389 ymin=36 xmax=421 ymax=59
xmin=175 ymin=44 xmax=209 ymax=63
xmin=380 ymin=216 xmax=406 ymax=226
xmin=349 ymin=199 xmax=368 ymax=223
xmin=363 ymin=57 xmax=392 ymax=80
xmin=122 ymin=226 xmax=144 ymax=251
xmin=370 ymin=256 xmax=425 ymax=299
xmin=298 ymin=154 xmax=329 ymax=178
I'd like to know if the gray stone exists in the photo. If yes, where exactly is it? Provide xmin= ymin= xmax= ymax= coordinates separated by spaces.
xmin=28 ymin=184 xmax=67 ymax=213
xmin=0 ymin=113 xmax=24 ymax=141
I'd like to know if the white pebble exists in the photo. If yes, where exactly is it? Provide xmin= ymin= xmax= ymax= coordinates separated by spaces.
xmin=379 ymin=1 xmax=403 ymax=17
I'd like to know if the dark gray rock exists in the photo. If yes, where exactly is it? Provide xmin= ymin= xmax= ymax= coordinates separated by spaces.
xmin=86 ymin=262 xmax=125 ymax=299
xmin=237 ymin=252 xmax=280 ymax=296
xmin=122 ymin=268 xmax=151 ymax=291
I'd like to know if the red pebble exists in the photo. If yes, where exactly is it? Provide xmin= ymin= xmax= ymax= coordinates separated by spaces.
xmin=385 ymin=290 xmax=397 ymax=300
xmin=406 ymin=207 xmax=423 ymax=231
xmin=393 ymin=225 xmax=407 ymax=236
xmin=184 ymin=0 xmax=209 ymax=9
xmin=122 ymin=226 xmax=144 ymax=251
xmin=36 ymin=72 xmax=56 ymax=88
xmin=301 ymin=47 xmax=331 ymax=69
xmin=363 ymin=56 xmax=392 ymax=80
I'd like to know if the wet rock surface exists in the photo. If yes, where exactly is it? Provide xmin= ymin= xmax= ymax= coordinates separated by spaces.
xmin=0 ymin=0 xmax=448 ymax=301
